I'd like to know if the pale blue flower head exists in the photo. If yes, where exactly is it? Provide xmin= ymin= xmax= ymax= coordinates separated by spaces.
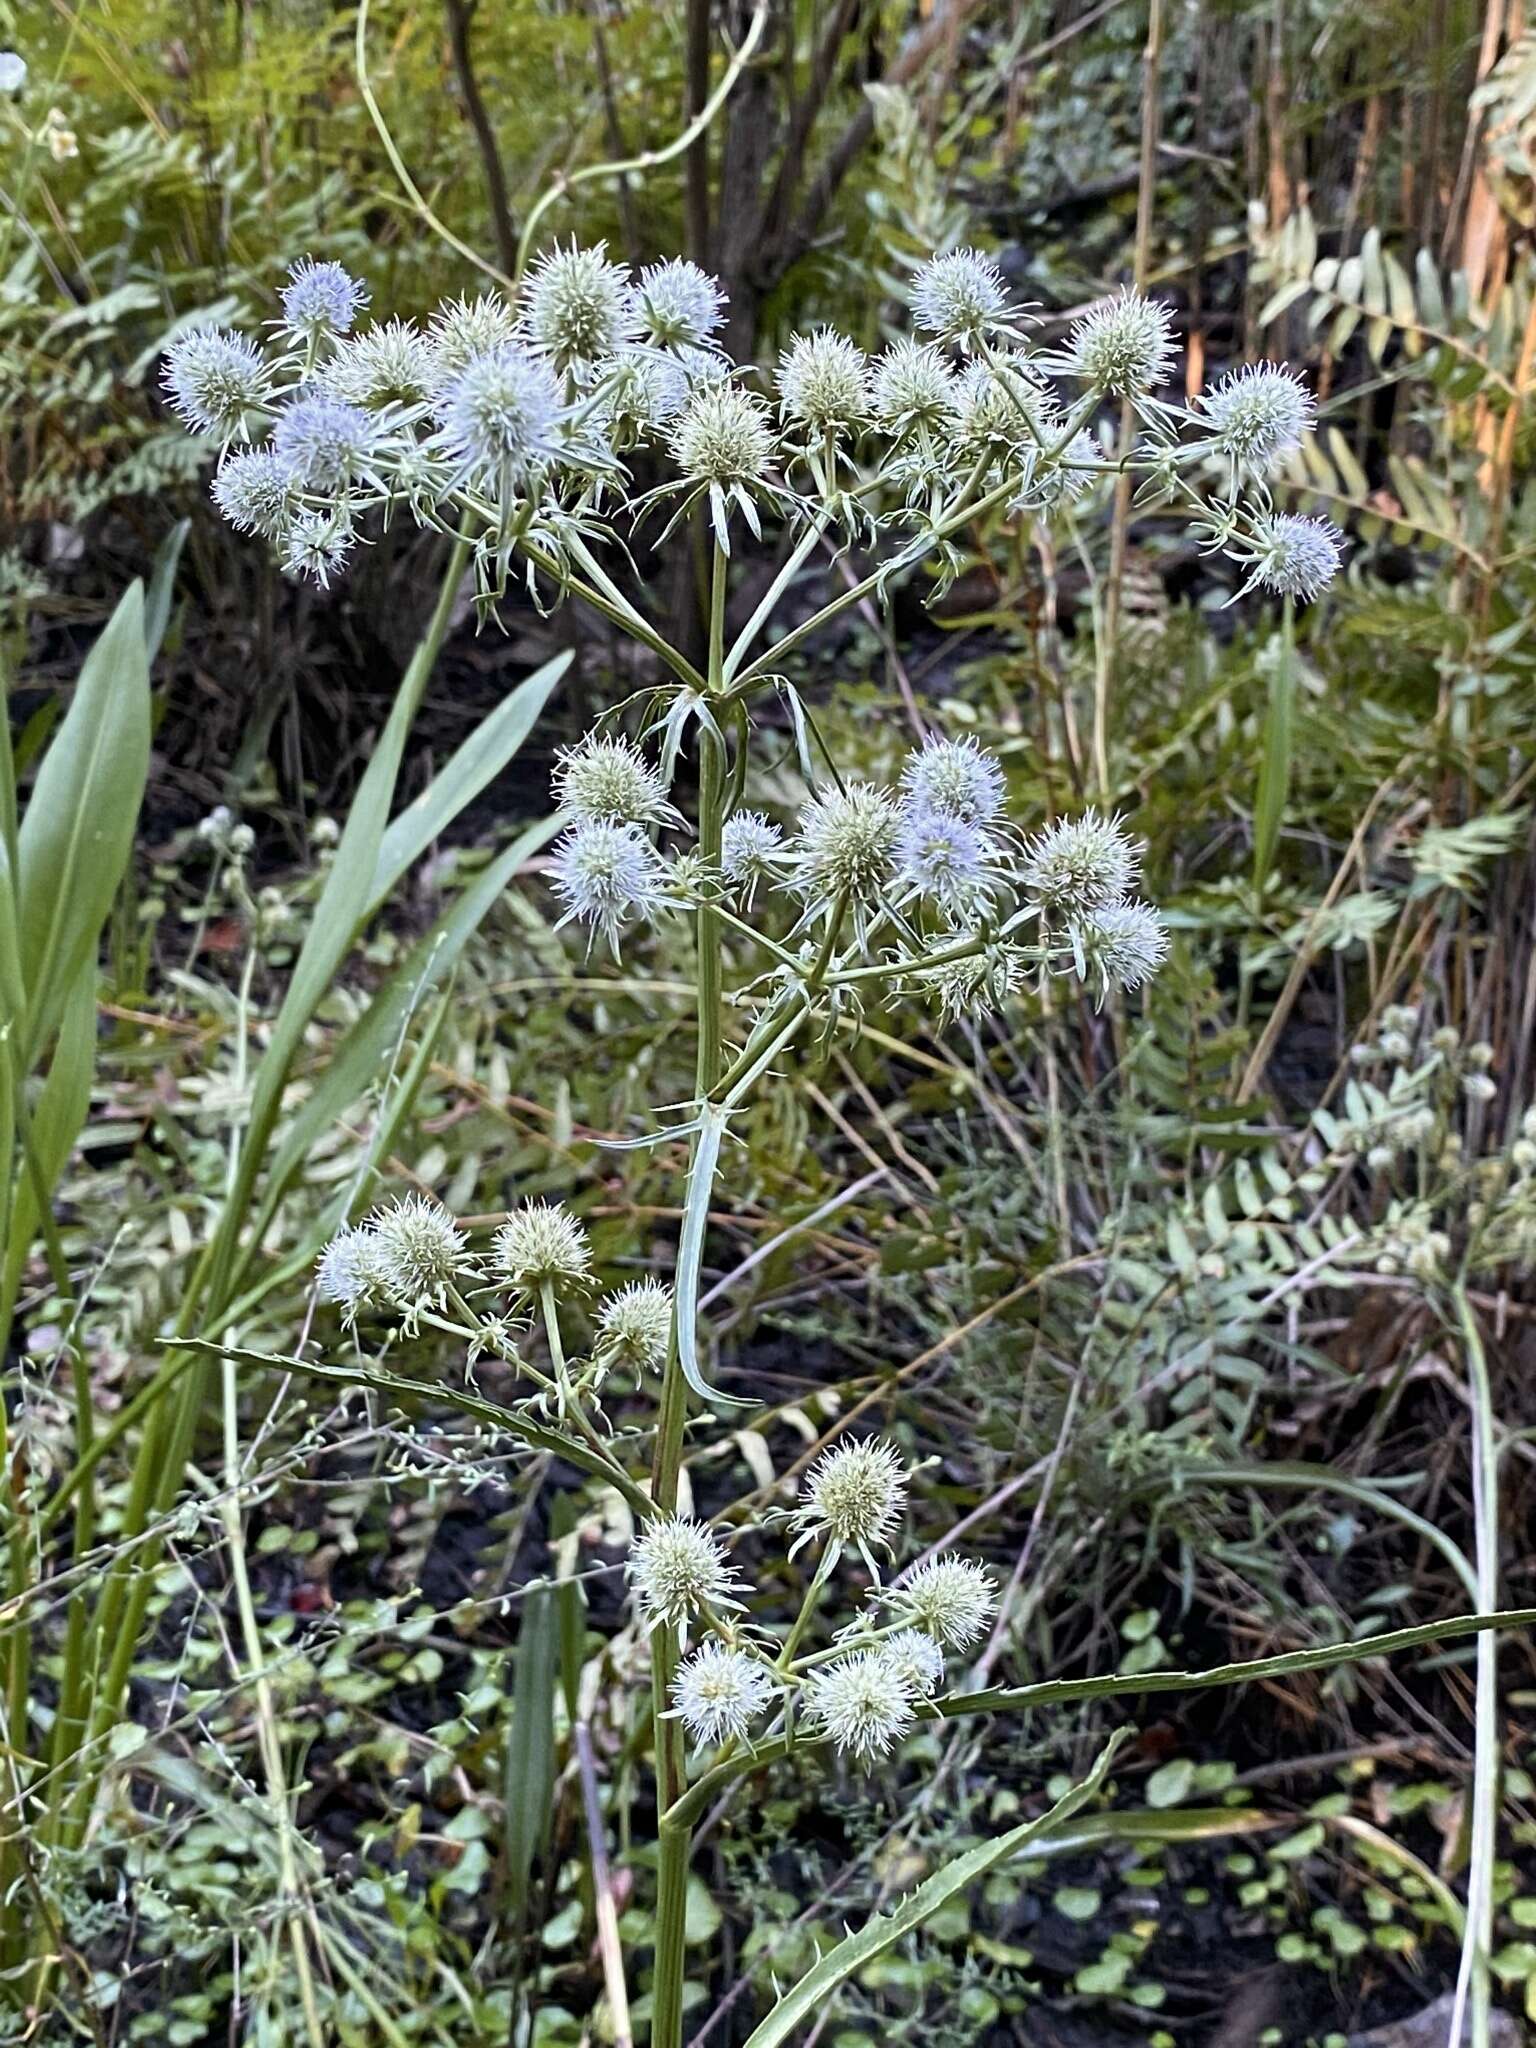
xmin=0 ymin=52 xmax=27 ymax=93
xmin=280 ymin=507 xmax=356 ymax=588
xmin=910 ymin=248 xmax=1011 ymax=350
xmin=211 ymin=448 xmax=296 ymax=537
xmin=551 ymin=818 xmax=668 ymax=948
xmin=280 ymin=256 xmax=369 ymax=341
xmin=635 ymin=258 xmax=726 ymax=350
xmin=1198 ymin=363 xmax=1314 ymax=476
xmin=272 ymin=393 xmax=374 ymax=490
xmin=900 ymin=735 xmax=1006 ymax=827
xmin=520 ymin=241 xmax=638 ymax=371
xmin=437 ymin=344 xmax=563 ymax=498
xmin=1067 ymin=288 xmax=1178 ymax=397
xmin=895 ymin=807 xmax=996 ymax=911
xmin=1241 ymin=513 xmax=1342 ymax=603
xmin=1068 ymin=898 xmax=1169 ymax=1000
xmin=162 ymin=328 xmax=270 ymax=437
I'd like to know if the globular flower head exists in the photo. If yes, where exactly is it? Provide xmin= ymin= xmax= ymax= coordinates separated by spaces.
xmin=776 ymin=328 xmax=871 ymax=436
xmin=437 ymin=344 xmax=564 ymax=497
xmin=1241 ymin=513 xmax=1342 ymax=603
xmin=367 ymin=1194 xmax=468 ymax=1310
xmin=521 ymin=241 xmax=638 ymax=371
xmin=494 ymin=1200 xmax=592 ymax=1297
xmin=280 ymin=257 xmax=369 ymax=341
xmin=427 ymin=292 xmax=518 ymax=384
xmin=595 ymin=1278 xmax=673 ymax=1374
xmin=910 ymin=247 xmax=1011 ymax=350
xmin=553 ymin=734 xmax=673 ymax=827
xmin=635 ymin=258 xmax=726 ymax=350
xmin=673 ymin=1640 xmax=775 ymax=1746
xmin=871 ymin=339 xmax=961 ymax=436
xmin=601 ymin=346 xmax=691 ymax=433
xmin=895 ymin=807 xmax=996 ymax=912
xmin=1068 ymin=898 xmax=1169 ymax=1001
xmin=550 ymin=818 xmax=669 ymax=949
xmin=804 ymin=1651 xmax=915 ymax=1764
xmin=720 ymin=811 xmax=783 ymax=901
xmin=891 ymin=1555 xmax=997 ymax=1649
xmin=211 ymin=448 xmax=297 ymax=537
xmin=926 ymin=941 xmax=1029 ymax=1023
xmin=628 ymin=1515 xmax=740 ymax=1629
xmin=316 ymin=1223 xmax=382 ymax=1316
xmin=162 ymin=327 xmax=270 ymax=437
xmin=1198 ymin=363 xmax=1314 ymax=476
xmin=798 ymin=1438 xmax=907 ymax=1554
xmin=671 ymin=382 xmax=774 ymax=484
xmin=1020 ymin=808 xmax=1140 ymax=918
xmin=789 ymin=784 xmax=900 ymax=909
xmin=280 ymin=507 xmax=356 ymax=588
xmin=879 ymin=1628 xmax=946 ymax=1697
xmin=1067 ymin=288 xmax=1177 ymax=397
xmin=1013 ymin=431 xmax=1101 ymax=514
xmin=326 ymin=319 xmax=435 ymax=406
xmin=953 ymin=355 xmax=1050 ymax=451
xmin=272 ymin=393 xmax=374 ymax=490
xmin=900 ymin=736 xmax=1006 ymax=828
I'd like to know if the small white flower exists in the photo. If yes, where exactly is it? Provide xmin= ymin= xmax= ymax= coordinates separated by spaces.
xmin=162 ymin=328 xmax=270 ymax=438
xmin=890 ymin=1556 xmax=997 ymax=1650
xmin=796 ymin=1439 xmax=907 ymax=1553
xmin=879 ymin=1628 xmax=946 ymax=1696
xmin=673 ymin=1641 xmax=775 ymax=1745
xmin=871 ymin=339 xmax=961 ymax=436
xmin=493 ymin=1201 xmax=592 ymax=1297
xmin=720 ymin=811 xmax=783 ymax=902
xmin=316 ymin=1224 xmax=381 ymax=1315
xmin=1067 ymin=289 xmax=1177 ymax=397
xmin=325 ymin=319 xmax=435 ymax=406
xmin=427 ymin=292 xmax=518 ymax=383
xmin=1020 ymin=809 xmax=1140 ymax=918
xmin=0 ymin=52 xmax=27 ymax=93
xmin=367 ymin=1194 xmax=468 ymax=1310
xmin=280 ymin=507 xmax=356 ymax=589
xmin=553 ymin=734 xmax=673 ymax=827
xmin=628 ymin=1516 xmax=741 ymax=1630
xmin=211 ymin=449 xmax=297 ymax=538
xmin=594 ymin=1279 xmax=673 ymax=1373
xmin=804 ymin=1651 xmax=915 ymax=1764
xmin=925 ymin=943 xmax=1030 ymax=1023
xmin=910 ymin=248 xmax=1011 ymax=350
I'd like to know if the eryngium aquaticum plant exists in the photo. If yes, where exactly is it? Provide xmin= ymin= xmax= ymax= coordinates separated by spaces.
xmin=175 ymin=241 xmax=1343 ymax=2046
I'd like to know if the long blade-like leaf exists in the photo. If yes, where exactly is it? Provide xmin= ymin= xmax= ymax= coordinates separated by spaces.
xmin=675 ymin=1103 xmax=749 ymax=1407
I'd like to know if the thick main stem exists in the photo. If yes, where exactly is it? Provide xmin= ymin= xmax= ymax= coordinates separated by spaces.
xmin=1451 ymin=1285 xmax=1499 ymax=2048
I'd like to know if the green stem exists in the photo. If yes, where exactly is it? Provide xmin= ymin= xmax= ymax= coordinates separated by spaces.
xmin=1451 ymin=1284 xmax=1498 ymax=2048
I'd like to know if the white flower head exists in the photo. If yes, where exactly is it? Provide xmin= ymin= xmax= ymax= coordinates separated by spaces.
xmin=1239 ymin=512 xmax=1342 ymax=603
xmin=1020 ymin=808 xmax=1140 ymax=918
xmin=788 ymin=783 xmax=900 ymax=911
xmin=367 ymin=1194 xmax=468 ymax=1310
xmin=521 ymin=241 xmax=638 ymax=371
xmin=553 ymin=734 xmax=674 ymax=827
xmin=890 ymin=1555 xmax=996 ymax=1649
xmin=162 ymin=328 xmax=270 ymax=438
xmin=316 ymin=1224 xmax=382 ymax=1317
xmin=804 ymin=1651 xmax=915 ymax=1764
xmin=953 ymin=355 xmax=1051 ymax=451
xmin=871 ymin=339 xmax=961 ymax=436
xmin=1198 ymin=362 xmax=1314 ymax=477
xmin=776 ymin=328 xmax=871 ymax=436
xmin=280 ymin=257 xmax=369 ymax=342
xmin=879 ymin=1628 xmax=946 ymax=1697
xmin=280 ymin=507 xmax=356 ymax=589
xmin=635 ymin=258 xmax=726 ymax=349
xmin=671 ymin=382 xmax=774 ymax=484
xmin=925 ymin=942 xmax=1030 ymax=1023
xmin=427 ymin=292 xmax=518 ymax=384
xmin=1068 ymin=898 xmax=1169 ymax=1001
xmin=720 ymin=810 xmax=784 ymax=902
xmin=900 ymin=735 xmax=1007 ymax=827
xmin=594 ymin=1278 xmax=673 ymax=1373
xmin=550 ymin=818 xmax=670 ymax=950
xmin=628 ymin=1515 xmax=741 ymax=1630
xmin=436 ymin=344 xmax=564 ymax=499
xmin=673 ymin=1641 xmax=775 ymax=1746
xmin=601 ymin=346 xmax=691 ymax=433
xmin=910 ymin=248 xmax=1012 ymax=350
xmin=796 ymin=1439 xmax=907 ymax=1555
xmin=211 ymin=449 xmax=297 ymax=538
xmin=895 ymin=807 xmax=997 ymax=913
xmin=1067 ymin=288 xmax=1177 ymax=397
xmin=494 ymin=1200 xmax=592 ymax=1297
xmin=326 ymin=319 xmax=435 ymax=406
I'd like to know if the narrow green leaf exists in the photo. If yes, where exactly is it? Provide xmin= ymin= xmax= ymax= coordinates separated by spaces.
xmin=1252 ymin=602 xmax=1295 ymax=893
xmin=504 ymin=1584 xmax=559 ymax=1932
xmin=675 ymin=1103 xmax=749 ymax=1407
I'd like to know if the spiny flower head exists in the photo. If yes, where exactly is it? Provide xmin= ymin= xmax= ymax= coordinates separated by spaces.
xmin=1197 ymin=362 xmax=1314 ymax=476
xmin=427 ymin=292 xmax=518 ymax=383
xmin=673 ymin=1641 xmax=775 ymax=1746
xmin=1069 ymin=898 xmax=1169 ymax=1000
xmin=326 ymin=319 xmax=435 ymax=406
xmin=272 ymin=393 xmax=374 ymax=490
xmin=280 ymin=256 xmax=368 ymax=341
xmin=594 ymin=1279 xmax=673 ymax=1373
xmin=953 ymin=355 xmax=1050 ymax=450
xmin=910 ymin=247 xmax=1011 ymax=350
xmin=789 ymin=783 xmax=900 ymax=908
xmin=671 ymin=382 xmax=774 ymax=484
xmin=776 ymin=328 xmax=871 ymax=436
xmin=879 ymin=1628 xmax=946 ymax=1697
xmin=437 ymin=344 xmax=563 ymax=497
xmin=890 ymin=1555 xmax=996 ymax=1649
xmin=493 ymin=1200 xmax=592 ymax=1297
xmin=926 ymin=942 xmax=1029 ymax=1023
xmin=871 ymin=339 xmax=961 ymax=436
xmin=521 ymin=241 xmax=637 ymax=371
xmin=601 ymin=346 xmax=690 ymax=432
xmin=1020 ymin=809 xmax=1140 ymax=917
xmin=316 ymin=1223 xmax=382 ymax=1315
xmin=1067 ymin=288 xmax=1178 ymax=397
xmin=211 ymin=448 xmax=297 ymax=537
xmin=797 ymin=1439 xmax=908 ymax=1553
xmin=553 ymin=734 xmax=673 ymax=827
xmin=367 ymin=1194 xmax=467 ymax=1309
xmin=281 ymin=507 xmax=356 ymax=588
xmin=900 ymin=736 xmax=1006 ymax=827
xmin=1241 ymin=512 xmax=1342 ymax=603
xmin=635 ymin=258 xmax=725 ymax=349
xmin=720 ymin=811 xmax=783 ymax=900
xmin=550 ymin=818 xmax=669 ymax=948
xmin=628 ymin=1515 xmax=740 ymax=1629
xmin=162 ymin=328 xmax=270 ymax=437
xmin=1013 ymin=431 xmax=1101 ymax=513
xmin=895 ymin=807 xmax=996 ymax=912
xmin=804 ymin=1651 xmax=915 ymax=1764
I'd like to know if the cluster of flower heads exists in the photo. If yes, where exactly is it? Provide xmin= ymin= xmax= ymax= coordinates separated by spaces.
xmin=628 ymin=1435 xmax=998 ymax=1766
xmin=166 ymin=241 xmax=1343 ymax=602
xmin=546 ymin=722 xmax=1168 ymax=1011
